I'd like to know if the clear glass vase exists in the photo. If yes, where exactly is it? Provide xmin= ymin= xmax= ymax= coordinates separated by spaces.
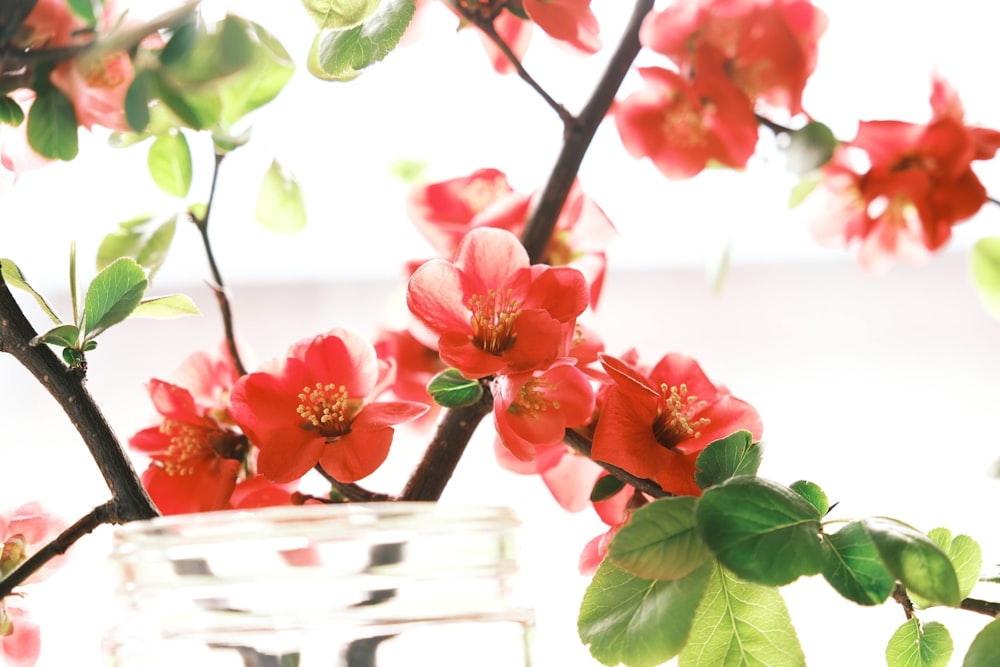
xmin=102 ymin=503 xmax=534 ymax=666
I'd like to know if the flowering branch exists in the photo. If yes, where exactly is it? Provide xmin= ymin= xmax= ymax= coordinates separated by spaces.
xmin=0 ymin=272 xmax=158 ymax=524
xmin=519 ymin=0 xmax=654 ymax=263
xmin=0 ymin=503 xmax=111 ymax=599
xmin=563 ymin=428 xmax=667 ymax=499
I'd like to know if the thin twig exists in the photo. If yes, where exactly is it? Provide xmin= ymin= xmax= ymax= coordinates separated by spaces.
xmin=311 ymin=464 xmax=395 ymax=502
xmin=755 ymin=112 xmax=794 ymax=137
xmin=563 ymin=428 xmax=668 ymax=499
xmin=519 ymin=0 xmax=655 ymax=263
xmin=0 ymin=504 xmax=112 ymax=599
xmin=191 ymin=151 xmax=248 ymax=377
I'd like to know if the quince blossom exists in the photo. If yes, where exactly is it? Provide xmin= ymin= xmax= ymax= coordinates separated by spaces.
xmin=406 ymin=227 xmax=590 ymax=378
xmin=229 ymin=329 xmax=428 ymax=484
xmin=591 ymin=353 xmax=762 ymax=496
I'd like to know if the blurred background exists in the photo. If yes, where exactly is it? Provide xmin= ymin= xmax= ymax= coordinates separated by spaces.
xmin=1 ymin=1 xmax=999 ymax=665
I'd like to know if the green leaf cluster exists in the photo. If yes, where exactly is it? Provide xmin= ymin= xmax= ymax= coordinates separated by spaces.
xmin=307 ymin=0 xmax=415 ymax=81
xmin=577 ymin=431 xmax=982 ymax=666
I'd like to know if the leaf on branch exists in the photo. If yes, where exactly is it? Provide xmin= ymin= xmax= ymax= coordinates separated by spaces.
xmin=31 ymin=323 xmax=81 ymax=349
xmin=909 ymin=528 xmax=983 ymax=608
xmin=861 ymin=517 xmax=961 ymax=607
xmin=678 ymin=561 xmax=806 ymax=666
xmin=693 ymin=429 xmax=762 ymax=489
xmin=964 ymin=617 xmax=1000 ymax=667
xmin=608 ymin=496 xmax=710 ymax=580
xmin=255 ymin=160 xmax=307 ymax=233
xmin=821 ymin=520 xmax=895 ymax=606
xmin=784 ymin=121 xmax=837 ymax=175
xmin=696 ymin=476 xmax=824 ymax=586
xmin=885 ymin=619 xmax=952 ymax=667
xmin=0 ymin=96 xmax=26 ymax=127
xmin=301 ymin=0 xmax=382 ymax=31
xmin=82 ymin=258 xmax=148 ymax=340
xmin=308 ymin=0 xmax=415 ymax=81
xmin=789 ymin=479 xmax=828 ymax=516
xmin=96 ymin=215 xmax=178 ymax=282
xmin=27 ymin=81 xmax=79 ymax=161
xmin=426 ymin=369 xmax=482 ymax=408
xmin=971 ymin=237 xmax=1000 ymax=318
xmin=130 ymin=294 xmax=200 ymax=319
xmin=0 ymin=258 xmax=63 ymax=323
xmin=590 ymin=474 xmax=625 ymax=503
xmin=578 ymin=558 xmax=713 ymax=667
xmin=148 ymin=131 xmax=193 ymax=198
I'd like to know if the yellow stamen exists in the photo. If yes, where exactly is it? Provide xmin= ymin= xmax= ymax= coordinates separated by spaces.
xmin=296 ymin=383 xmax=357 ymax=439
xmin=652 ymin=383 xmax=710 ymax=449
xmin=468 ymin=289 xmax=520 ymax=355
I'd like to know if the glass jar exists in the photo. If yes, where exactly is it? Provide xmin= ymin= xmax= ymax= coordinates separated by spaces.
xmin=103 ymin=503 xmax=534 ymax=666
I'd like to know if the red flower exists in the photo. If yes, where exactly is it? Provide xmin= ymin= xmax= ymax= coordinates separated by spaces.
xmin=130 ymin=380 xmax=246 ymax=515
xmin=229 ymin=329 xmax=428 ymax=484
xmin=406 ymin=227 xmax=590 ymax=378
xmin=640 ymin=0 xmax=827 ymax=115
xmin=809 ymin=76 xmax=1000 ymax=270
xmin=492 ymin=360 xmax=595 ymax=460
xmin=614 ymin=66 xmax=758 ymax=180
xmin=522 ymin=0 xmax=601 ymax=55
xmin=374 ymin=328 xmax=448 ymax=432
xmin=591 ymin=353 xmax=762 ymax=496
xmin=0 ymin=600 xmax=40 ymax=667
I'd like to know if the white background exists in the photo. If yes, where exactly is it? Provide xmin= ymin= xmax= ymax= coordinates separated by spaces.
xmin=2 ymin=1 xmax=1000 ymax=665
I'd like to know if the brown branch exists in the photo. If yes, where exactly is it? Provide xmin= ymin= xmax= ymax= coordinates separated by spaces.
xmin=0 ymin=503 xmax=112 ymax=599
xmin=563 ymin=428 xmax=668 ymax=499
xmin=519 ymin=0 xmax=655 ymax=263
xmin=400 ymin=386 xmax=494 ymax=501
xmin=0 ymin=271 xmax=158 ymax=523
xmin=961 ymin=597 xmax=1000 ymax=618
xmin=891 ymin=582 xmax=916 ymax=620
xmin=311 ymin=464 xmax=395 ymax=502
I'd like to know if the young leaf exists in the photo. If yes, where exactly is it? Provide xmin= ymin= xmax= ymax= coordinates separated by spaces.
xmin=862 ymin=517 xmax=961 ymax=607
xmin=678 ymin=561 xmax=806 ymax=667
xmin=66 ymin=0 xmax=96 ymax=23
xmin=0 ymin=96 xmax=25 ymax=126
xmin=148 ymin=131 xmax=193 ymax=198
xmin=909 ymin=528 xmax=983 ymax=608
xmin=971 ymin=237 xmax=1000 ymax=318
xmin=82 ymin=258 xmax=148 ymax=339
xmin=310 ymin=0 xmax=415 ymax=80
xmin=26 ymin=82 xmax=79 ymax=160
xmin=255 ymin=160 xmax=307 ymax=233
xmin=301 ymin=0 xmax=382 ymax=31
xmin=784 ymin=121 xmax=837 ymax=175
xmin=31 ymin=324 xmax=80 ymax=349
xmin=964 ymin=617 xmax=1000 ymax=667
xmin=578 ymin=558 xmax=713 ymax=667
xmin=0 ymin=258 xmax=63 ymax=323
xmin=124 ymin=69 xmax=153 ymax=133
xmin=608 ymin=497 xmax=710 ymax=580
xmin=214 ymin=19 xmax=295 ymax=127
xmin=821 ymin=520 xmax=895 ymax=605
xmin=787 ymin=172 xmax=822 ymax=209
xmin=696 ymin=476 xmax=824 ymax=586
xmin=790 ymin=480 xmax=828 ymax=516
xmin=694 ymin=429 xmax=761 ymax=489
xmin=96 ymin=215 xmax=178 ymax=281
xmin=885 ymin=619 xmax=952 ymax=667
xmin=590 ymin=474 xmax=625 ymax=503
xmin=426 ymin=369 xmax=482 ymax=408
xmin=130 ymin=294 xmax=200 ymax=319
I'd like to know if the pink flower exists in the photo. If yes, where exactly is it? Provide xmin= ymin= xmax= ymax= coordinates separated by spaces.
xmin=522 ymin=0 xmax=601 ymax=55
xmin=0 ymin=600 xmax=41 ymax=667
xmin=229 ymin=329 xmax=428 ymax=484
xmin=406 ymin=227 xmax=590 ymax=378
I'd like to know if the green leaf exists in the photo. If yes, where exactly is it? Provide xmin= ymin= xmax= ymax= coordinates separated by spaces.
xmin=151 ymin=78 xmax=222 ymax=130
xmin=426 ymin=369 xmax=482 ymax=408
xmin=789 ymin=480 xmax=828 ymax=516
xmin=27 ymin=82 xmax=79 ymax=160
xmin=130 ymin=294 xmax=200 ymax=319
xmin=124 ymin=69 xmax=153 ymax=133
xmin=590 ymin=474 xmax=625 ymax=503
xmin=862 ymin=517 xmax=961 ymax=607
xmin=96 ymin=215 xmax=177 ymax=281
xmin=696 ymin=476 xmax=824 ymax=586
xmin=66 ymin=0 xmax=96 ymax=23
xmin=578 ymin=558 xmax=713 ymax=667
xmin=886 ymin=619 xmax=953 ymax=667
xmin=788 ymin=172 xmax=822 ymax=209
xmin=971 ymin=238 xmax=1000 ymax=318
xmin=388 ymin=157 xmax=428 ymax=184
xmin=964 ymin=617 xmax=1000 ymax=667
xmin=694 ymin=430 xmax=761 ymax=489
xmin=0 ymin=258 xmax=62 ymax=323
xmin=301 ymin=0 xmax=382 ymax=30
xmin=608 ymin=496 xmax=710 ymax=580
xmin=0 ymin=96 xmax=25 ymax=126
xmin=214 ymin=18 xmax=295 ymax=127
xmin=159 ymin=19 xmax=197 ymax=66
xmin=678 ymin=561 xmax=806 ymax=667
xmin=784 ymin=121 xmax=837 ymax=175
xmin=160 ymin=14 xmax=255 ymax=87
xmin=309 ymin=0 xmax=415 ymax=81
xmin=909 ymin=528 xmax=983 ymax=608
xmin=82 ymin=258 xmax=148 ymax=340
xmin=255 ymin=160 xmax=307 ymax=233
xmin=820 ymin=520 xmax=895 ymax=605
xmin=148 ymin=132 xmax=193 ymax=198
xmin=30 ymin=323 xmax=80 ymax=348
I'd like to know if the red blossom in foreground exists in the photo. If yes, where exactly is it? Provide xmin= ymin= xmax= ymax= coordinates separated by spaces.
xmin=809 ymin=76 xmax=1000 ymax=270
xmin=406 ymin=227 xmax=590 ymax=378
xmin=578 ymin=479 xmax=646 ymax=575
xmin=492 ymin=360 xmax=595 ymax=461
xmin=614 ymin=66 xmax=758 ymax=180
xmin=229 ymin=329 xmax=428 ymax=484
xmin=591 ymin=353 xmax=762 ymax=496
xmin=374 ymin=328 xmax=448 ymax=432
